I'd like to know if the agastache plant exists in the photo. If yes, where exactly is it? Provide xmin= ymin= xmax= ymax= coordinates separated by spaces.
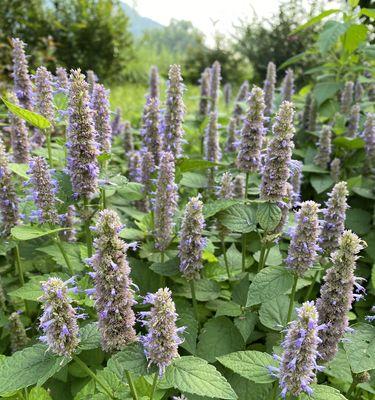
xmin=11 ymin=38 xmax=33 ymax=110
xmin=67 ymin=69 xmax=99 ymax=199
xmin=347 ymin=104 xmax=360 ymax=138
xmin=340 ymin=81 xmax=354 ymax=114
xmin=314 ymin=125 xmax=332 ymax=169
xmin=225 ymin=117 xmax=237 ymax=152
xmin=307 ymin=98 xmax=317 ymax=132
xmin=233 ymin=175 xmax=245 ymax=199
xmin=128 ymin=151 xmax=142 ymax=183
xmin=88 ymin=209 xmax=137 ymax=352
xmin=198 ymin=67 xmax=211 ymax=117
xmin=86 ymin=70 xmax=97 ymax=95
xmin=123 ymin=121 xmax=134 ymax=153
xmin=9 ymin=95 xmax=30 ymax=163
xmin=149 ymin=65 xmax=160 ymax=99
xmin=205 ymin=111 xmax=221 ymax=163
xmin=289 ymin=159 xmax=303 ymax=207
xmin=26 ymin=156 xmax=59 ymax=225
xmin=111 ymin=107 xmax=123 ymax=136
xmin=139 ymin=150 xmax=155 ymax=212
xmin=301 ymin=93 xmax=312 ymax=130
xmin=55 ymin=67 xmax=69 ymax=92
xmin=39 ymin=277 xmax=80 ymax=357
xmin=216 ymin=172 xmax=234 ymax=240
xmin=178 ymin=196 xmax=206 ymax=280
xmin=154 ymin=151 xmax=178 ymax=252
xmin=210 ymin=60 xmax=221 ymax=110
xmin=163 ymin=64 xmax=185 ymax=158
xmin=60 ymin=205 xmax=77 ymax=243
xmin=263 ymin=61 xmax=276 ymax=117
xmin=9 ymin=311 xmax=30 ymax=353
xmin=354 ymin=80 xmax=364 ymax=102
xmin=362 ymin=113 xmax=375 ymax=171
xmin=0 ymin=139 xmax=19 ymax=237
xmin=273 ymin=301 xmax=325 ymax=398
xmin=223 ymin=82 xmax=232 ymax=107
xmin=260 ymin=101 xmax=295 ymax=202
xmin=330 ymin=158 xmax=341 ymax=182
xmin=317 ymin=230 xmax=366 ymax=362
xmin=90 ymin=83 xmax=112 ymax=154
xmin=285 ymin=201 xmax=321 ymax=277
xmin=232 ymin=81 xmax=249 ymax=128
xmin=237 ymin=86 xmax=266 ymax=173
xmin=320 ymin=181 xmax=349 ymax=256
xmin=140 ymin=288 xmax=184 ymax=375
xmin=281 ymin=69 xmax=294 ymax=102
xmin=141 ymin=96 xmax=162 ymax=165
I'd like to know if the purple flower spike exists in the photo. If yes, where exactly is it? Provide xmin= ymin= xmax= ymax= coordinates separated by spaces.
xmin=225 ymin=117 xmax=237 ymax=152
xmin=123 ymin=121 xmax=134 ymax=153
xmin=198 ymin=67 xmax=211 ymax=117
xmin=263 ymin=62 xmax=276 ymax=117
xmin=289 ymin=160 xmax=303 ymax=207
xmin=340 ymin=81 xmax=354 ymax=114
xmin=9 ymin=311 xmax=29 ymax=353
xmin=55 ymin=67 xmax=69 ymax=92
xmin=223 ymin=83 xmax=232 ymax=107
xmin=141 ymin=96 xmax=162 ymax=165
xmin=281 ymin=69 xmax=294 ymax=102
xmin=149 ymin=66 xmax=160 ymax=99
xmin=9 ymin=94 xmax=30 ymax=163
xmin=348 ymin=103 xmax=360 ymax=138
xmin=138 ymin=150 xmax=155 ymax=212
xmin=330 ymin=158 xmax=341 ymax=182
xmin=233 ymin=175 xmax=245 ymax=199
xmin=205 ymin=111 xmax=221 ymax=163
xmin=363 ymin=113 xmax=375 ymax=171
xmin=210 ymin=61 xmax=221 ymax=110
xmin=314 ymin=125 xmax=332 ymax=169
xmin=232 ymin=81 xmax=249 ymax=130
xmin=60 ymin=205 xmax=77 ymax=242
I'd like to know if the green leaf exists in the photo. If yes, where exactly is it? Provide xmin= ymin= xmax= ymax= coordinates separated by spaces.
xmin=175 ymin=298 xmax=198 ymax=354
xmin=344 ymin=24 xmax=367 ymax=52
xmin=29 ymin=387 xmax=53 ymax=400
xmin=317 ymin=21 xmax=348 ymax=54
xmin=220 ymin=204 xmax=257 ymax=233
xmin=361 ymin=8 xmax=375 ymax=19
xmin=11 ymin=225 xmax=66 ymax=241
xmin=234 ymin=312 xmax=258 ymax=343
xmin=9 ymin=278 xmax=43 ymax=301
xmin=150 ymin=257 xmax=180 ymax=276
xmin=1 ymin=97 xmax=51 ymax=129
xmin=313 ymin=82 xmax=342 ymax=106
xmin=117 ymin=182 xmax=144 ymax=201
xmin=180 ymin=172 xmax=208 ymax=188
xmin=346 ymin=209 xmax=372 ymax=235
xmin=165 ymin=356 xmax=237 ymax=399
xmin=324 ymin=346 xmax=352 ymax=383
xmin=259 ymin=295 xmax=295 ymax=331
xmin=37 ymin=243 xmax=84 ymax=272
xmin=333 ymin=136 xmax=365 ymax=149
xmin=253 ymin=246 xmax=282 ymax=267
xmin=174 ymin=279 xmax=221 ymax=302
xmin=310 ymin=175 xmax=333 ymax=194
xmin=225 ymin=373 xmax=272 ymax=400
xmin=177 ymin=158 xmax=221 ymax=173
xmin=203 ymin=199 xmax=242 ymax=218
xmin=78 ymin=323 xmax=101 ymax=351
xmin=302 ymin=164 xmax=329 ymax=174
xmin=246 ymin=266 xmax=294 ymax=307
xmin=278 ymin=52 xmax=306 ymax=70
xmin=292 ymin=9 xmax=340 ymax=34
xmin=300 ymin=384 xmax=348 ymax=399
xmin=8 ymin=163 xmax=29 ymax=179
xmin=217 ymin=351 xmax=277 ymax=384
xmin=196 ymin=317 xmax=244 ymax=362
xmin=256 ymin=203 xmax=281 ymax=231
xmin=343 ymin=323 xmax=375 ymax=373
xmin=0 ymin=344 xmax=69 ymax=395
xmin=96 ymin=369 xmax=130 ymax=399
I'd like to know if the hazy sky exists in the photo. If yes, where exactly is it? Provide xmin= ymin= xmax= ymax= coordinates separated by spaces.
xmin=129 ymin=0 xmax=283 ymax=42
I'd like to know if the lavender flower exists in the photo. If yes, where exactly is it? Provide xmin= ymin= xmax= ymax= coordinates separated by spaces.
xmin=347 ymin=104 xmax=360 ymax=138
xmin=260 ymin=101 xmax=295 ymax=202
xmin=340 ymin=81 xmax=354 ymax=114
xmin=320 ymin=181 xmax=349 ymax=256
xmin=39 ymin=277 xmax=80 ymax=356
xmin=178 ymin=196 xmax=206 ymax=280
xmin=223 ymin=83 xmax=232 ymax=107
xmin=237 ymin=86 xmax=265 ymax=173
xmin=163 ymin=65 xmax=185 ymax=158
xmin=0 ymin=139 xmax=19 ymax=236
xmin=354 ymin=80 xmax=364 ymax=103
xmin=154 ymin=151 xmax=178 ymax=251
xmin=232 ymin=81 xmax=249 ymax=128
xmin=89 ymin=209 xmax=137 ymax=352
xmin=301 ymin=93 xmax=312 ymax=130
xmin=307 ymin=97 xmax=317 ymax=132
xmin=225 ymin=117 xmax=237 ymax=152
xmin=9 ymin=312 xmax=29 ymax=353
xmin=205 ymin=111 xmax=221 ymax=163
xmin=210 ymin=61 xmax=221 ymax=110
xmin=276 ymin=301 xmax=324 ymax=398
xmin=285 ymin=201 xmax=320 ymax=277
xmin=330 ymin=158 xmax=341 ymax=182
xmin=198 ymin=67 xmax=211 ymax=117
xmin=149 ymin=66 xmax=160 ymax=99
xmin=55 ymin=67 xmax=69 ymax=92
xmin=263 ymin=62 xmax=276 ymax=117
xmin=281 ymin=69 xmax=294 ymax=102
xmin=26 ymin=156 xmax=59 ymax=224
xmin=67 ymin=69 xmax=99 ymax=199
xmin=128 ymin=151 xmax=142 ymax=183
xmin=314 ymin=125 xmax=332 ymax=169
xmin=273 ymin=182 xmax=293 ymax=235
xmin=140 ymin=288 xmax=184 ymax=375
xmin=289 ymin=160 xmax=303 ymax=207
xmin=317 ymin=230 xmax=366 ymax=362
xmin=363 ymin=113 xmax=375 ymax=171
xmin=90 ymin=83 xmax=112 ymax=154
xmin=141 ymin=97 xmax=162 ymax=164
xmin=233 ymin=175 xmax=245 ymax=199
xmin=86 ymin=70 xmax=97 ymax=95
xmin=60 ymin=205 xmax=77 ymax=242
xmin=138 ymin=150 xmax=155 ymax=212
xmin=123 ymin=121 xmax=134 ymax=153
xmin=9 ymin=95 xmax=29 ymax=163
xmin=34 ymin=66 xmax=55 ymax=124
xmin=111 ymin=107 xmax=123 ymax=136
xmin=218 ymin=172 xmax=234 ymax=200
xmin=11 ymin=38 xmax=33 ymax=110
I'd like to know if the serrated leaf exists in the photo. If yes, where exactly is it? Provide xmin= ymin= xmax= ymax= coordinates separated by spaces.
xmin=292 ymin=9 xmax=340 ymax=34
xmin=324 ymin=346 xmax=352 ymax=383
xmin=333 ymin=136 xmax=365 ymax=149
xmin=37 ymin=243 xmax=84 ymax=272
xmin=361 ymin=8 xmax=375 ymax=19
xmin=246 ymin=266 xmax=294 ymax=307
xmin=175 ymin=298 xmax=198 ymax=354
xmin=8 ymin=163 xmax=29 ymax=179
xmin=9 ymin=278 xmax=43 ymax=301
xmin=344 ymin=24 xmax=367 ymax=52
xmin=177 ymin=158 xmax=220 ymax=173
xmin=174 ymin=279 xmax=221 ymax=302
xmin=310 ymin=175 xmax=333 ymax=194
xmin=29 ymin=387 xmax=53 ymax=400
xmin=253 ymin=246 xmax=282 ymax=267
xmin=150 ymin=257 xmax=180 ymax=276
xmin=313 ymin=82 xmax=342 ymax=106
xmin=11 ymin=225 xmax=66 ymax=241
xmin=256 ymin=203 xmax=281 ymax=231
xmin=259 ymin=295 xmax=296 ymax=331
xmin=300 ymin=384 xmax=348 ymax=399
xmin=165 ymin=356 xmax=237 ymax=399
xmin=217 ymin=351 xmax=277 ymax=384
xmin=234 ymin=312 xmax=258 ymax=342
xmin=117 ymin=182 xmax=144 ymax=201
xmin=346 ymin=209 xmax=372 ymax=235
xmin=2 ymin=97 xmax=51 ymax=129
xmin=203 ymin=199 xmax=242 ymax=218
xmin=180 ymin=172 xmax=208 ymax=188
xmin=225 ymin=372 xmax=272 ymax=400
xmin=317 ymin=21 xmax=348 ymax=54
xmin=220 ymin=204 xmax=257 ymax=233
xmin=78 ymin=323 xmax=101 ymax=351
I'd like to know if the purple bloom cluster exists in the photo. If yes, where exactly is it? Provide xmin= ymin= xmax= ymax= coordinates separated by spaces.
xmin=348 ymin=104 xmax=360 ymax=138
xmin=205 ymin=111 xmax=221 ymax=163
xmin=275 ymin=301 xmax=324 ymax=398
xmin=301 ymin=93 xmax=312 ymax=130
xmin=154 ymin=151 xmax=179 ymax=251
xmin=141 ymin=96 xmax=162 ymax=165
xmin=178 ymin=196 xmax=206 ymax=280
xmin=198 ymin=67 xmax=211 ymax=117
xmin=363 ymin=113 xmax=375 ymax=171
xmin=111 ymin=107 xmax=123 ymax=136
xmin=317 ymin=230 xmax=366 ymax=362
xmin=285 ymin=201 xmax=321 ymax=277
xmin=67 ymin=69 xmax=99 ymax=199
xmin=218 ymin=172 xmax=234 ymax=200
xmin=140 ymin=288 xmax=184 ymax=375
xmin=60 ymin=205 xmax=77 ymax=243
xmin=260 ymin=101 xmax=295 ymax=202
xmin=128 ymin=151 xmax=142 ymax=183
xmin=232 ymin=81 xmax=249 ymax=129
xmin=225 ymin=117 xmax=237 ymax=152
xmin=26 ymin=156 xmax=59 ymax=225
xmin=223 ymin=83 xmax=232 ymax=107
xmin=354 ymin=80 xmax=364 ymax=103
xmin=263 ymin=62 xmax=276 ymax=117
xmin=273 ymin=182 xmax=293 ymax=235
xmin=330 ymin=158 xmax=341 ymax=182
xmin=123 ymin=121 xmax=134 ymax=153
xmin=320 ymin=181 xmax=348 ymax=256
xmin=281 ymin=69 xmax=294 ymax=102
xmin=9 ymin=95 xmax=30 ymax=163
xmin=39 ymin=277 xmax=80 ymax=356
xmin=340 ymin=81 xmax=354 ymax=114
xmin=149 ymin=66 xmax=160 ymax=99
xmin=289 ymin=160 xmax=303 ymax=207
xmin=11 ymin=38 xmax=33 ymax=110
xmin=314 ymin=126 xmax=332 ymax=169
xmin=55 ymin=67 xmax=69 ymax=92
xmin=237 ymin=86 xmax=266 ymax=173
xmin=163 ymin=64 xmax=185 ymax=158
xmin=139 ymin=150 xmax=155 ymax=212
xmin=88 ymin=209 xmax=137 ymax=352
xmin=210 ymin=61 xmax=221 ymax=110
xmin=90 ymin=83 xmax=112 ymax=154
xmin=0 ymin=139 xmax=19 ymax=237
xmin=34 ymin=66 xmax=55 ymax=123
xmin=9 ymin=311 xmax=29 ymax=353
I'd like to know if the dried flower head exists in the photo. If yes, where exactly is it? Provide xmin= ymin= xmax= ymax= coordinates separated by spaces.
xmin=9 ymin=311 xmax=29 ymax=353
xmin=263 ymin=62 xmax=276 ymax=117
xmin=314 ymin=125 xmax=332 ymax=169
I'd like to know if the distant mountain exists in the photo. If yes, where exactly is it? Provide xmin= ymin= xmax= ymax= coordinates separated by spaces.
xmin=120 ymin=2 xmax=163 ymax=36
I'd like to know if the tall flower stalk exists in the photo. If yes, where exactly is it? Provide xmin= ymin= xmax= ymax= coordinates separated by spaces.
xmin=139 ymin=150 xmax=155 ymax=212
xmin=210 ymin=61 xmax=221 ymax=110
xmin=9 ymin=95 xmax=30 ymax=163
xmin=141 ymin=97 xmax=162 ymax=165
xmin=205 ymin=111 xmax=221 ymax=190
xmin=314 ymin=125 xmax=332 ymax=169
xmin=198 ymin=67 xmax=211 ymax=117
xmin=123 ymin=121 xmax=134 ymax=153
xmin=347 ymin=104 xmax=360 ymax=138
xmin=281 ymin=69 xmax=294 ymax=102
xmin=9 ymin=311 xmax=29 ymax=353
xmin=330 ymin=158 xmax=341 ymax=182
xmin=263 ymin=61 xmax=276 ymax=117
xmin=340 ymin=81 xmax=354 ymax=114
xmin=362 ymin=113 xmax=375 ymax=171
xmin=149 ymin=66 xmax=160 ymax=99
xmin=225 ymin=117 xmax=237 ymax=152
xmin=232 ymin=81 xmax=249 ymax=129
xmin=289 ymin=160 xmax=303 ymax=207
xmin=223 ymin=83 xmax=232 ymax=107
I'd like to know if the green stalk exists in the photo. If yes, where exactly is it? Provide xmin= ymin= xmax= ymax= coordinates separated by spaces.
xmin=160 ymin=252 xmax=166 ymax=288
xmin=149 ymin=373 xmax=158 ymax=400
xmin=242 ymin=172 xmax=250 ymax=272
xmin=221 ymin=238 xmax=231 ymax=279
xmin=125 ymin=370 xmax=139 ymax=400
xmin=347 ymin=380 xmax=357 ymax=397
xmin=271 ymin=381 xmax=278 ymax=400
xmin=45 ymin=129 xmax=53 ymax=168
xmin=304 ymin=269 xmax=320 ymax=302
xmin=73 ymin=355 xmax=115 ymax=399
xmin=83 ymin=197 xmax=93 ymax=257
xmin=14 ymin=244 xmax=24 ymax=286
xmin=190 ymin=280 xmax=199 ymax=323
xmin=54 ymin=235 xmax=74 ymax=275
xmin=100 ymin=188 xmax=106 ymax=210
xmin=258 ymin=244 xmax=271 ymax=272
xmin=287 ymin=275 xmax=299 ymax=323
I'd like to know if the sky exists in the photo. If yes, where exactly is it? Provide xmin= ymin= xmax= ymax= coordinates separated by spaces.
xmin=129 ymin=0 xmax=283 ymax=43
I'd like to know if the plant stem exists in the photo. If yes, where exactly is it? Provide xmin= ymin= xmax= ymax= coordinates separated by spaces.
xmin=160 ymin=252 xmax=166 ymax=287
xmin=14 ymin=244 xmax=24 ymax=286
xmin=100 ymin=188 xmax=106 ymax=210
xmin=83 ymin=197 xmax=93 ymax=257
xmin=221 ymin=238 xmax=231 ymax=279
xmin=73 ymin=355 xmax=114 ymax=399
xmin=46 ymin=129 xmax=53 ymax=168
xmin=347 ymin=379 xmax=357 ymax=397
xmin=150 ymin=373 xmax=158 ymax=400
xmin=287 ymin=275 xmax=299 ymax=323
xmin=125 ymin=370 xmax=139 ymax=400
xmin=257 ymin=246 xmax=266 ymax=272
xmin=271 ymin=381 xmax=278 ymax=400
xmin=54 ymin=236 xmax=74 ymax=275
xmin=241 ymin=172 xmax=250 ymax=272
xmin=190 ymin=280 xmax=199 ymax=322
xmin=244 ymin=172 xmax=250 ymax=200
xmin=304 ymin=269 xmax=320 ymax=302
